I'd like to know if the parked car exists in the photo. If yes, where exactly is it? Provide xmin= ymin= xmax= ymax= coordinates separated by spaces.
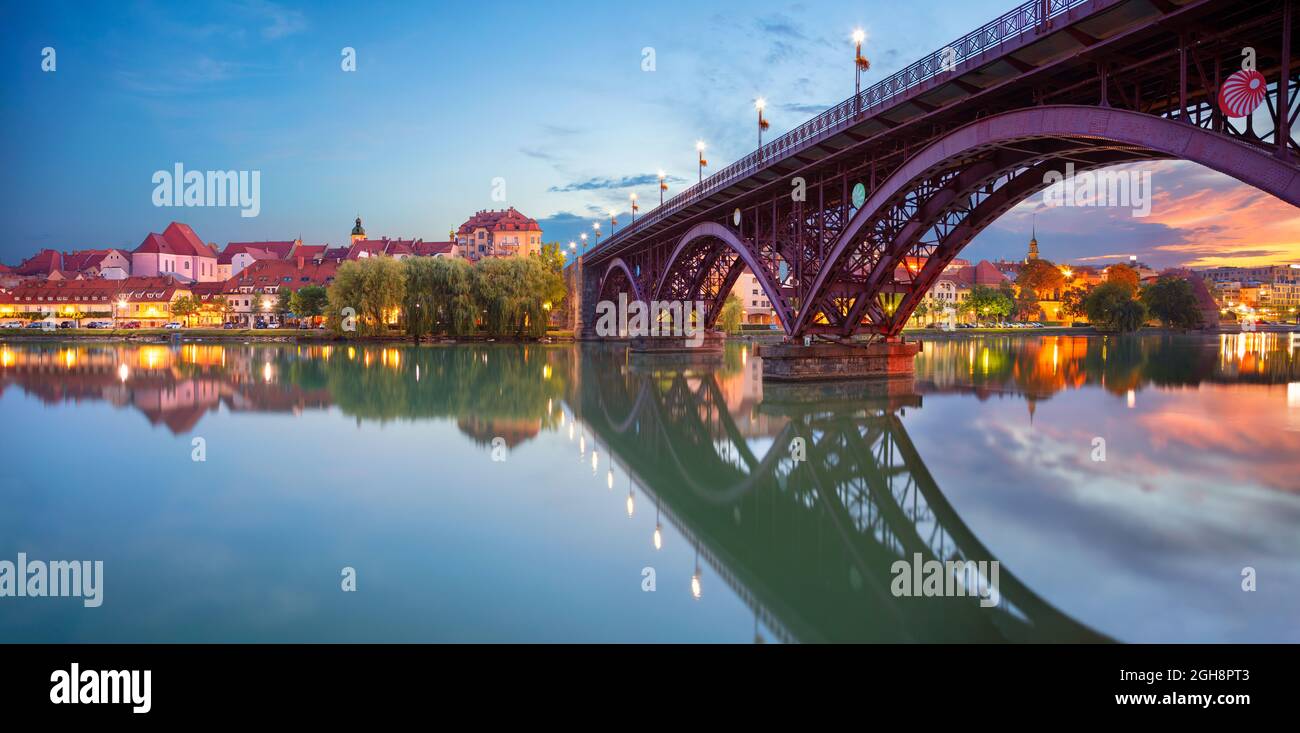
xmin=163 ymin=322 xmax=183 ymax=330
xmin=254 ymin=320 xmax=268 ymax=329
xmin=222 ymin=322 xmax=237 ymax=330
xmin=85 ymin=320 xmax=114 ymax=329
xmin=120 ymin=321 xmax=141 ymax=329
xmin=26 ymin=321 xmax=55 ymax=331
xmin=57 ymin=321 xmax=75 ymax=329
xmin=0 ymin=320 xmax=24 ymax=329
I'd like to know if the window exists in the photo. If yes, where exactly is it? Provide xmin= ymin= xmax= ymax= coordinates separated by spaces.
xmin=184 ymin=261 xmax=190 ymax=269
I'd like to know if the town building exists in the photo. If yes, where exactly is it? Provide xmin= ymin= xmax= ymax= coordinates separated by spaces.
xmin=730 ymin=269 xmax=776 ymax=325
xmin=132 ymin=222 xmax=221 ymax=283
xmin=455 ymin=208 xmax=542 ymax=261
xmin=1 ymin=276 xmax=193 ymax=326
xmin=62 ymin=249 xmax=132 ymax=280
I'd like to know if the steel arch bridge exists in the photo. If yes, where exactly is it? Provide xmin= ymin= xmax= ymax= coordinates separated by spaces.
xmin=579 ymin=0 xmax=1300 ymax=341
xmin=572 ymin=351 xmax=1107 ymax=642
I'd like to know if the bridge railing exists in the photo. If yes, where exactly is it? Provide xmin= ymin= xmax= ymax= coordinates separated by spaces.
xmin=593 ymin=0 xmax=1092 ymax=256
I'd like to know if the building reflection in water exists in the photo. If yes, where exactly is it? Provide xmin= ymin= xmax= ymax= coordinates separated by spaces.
xmin=2 ymin=333 xmax=1296 ymax=642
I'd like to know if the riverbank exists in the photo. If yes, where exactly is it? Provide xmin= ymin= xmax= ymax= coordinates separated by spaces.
xmin=0 ymin=327 xmax=578 ymax=344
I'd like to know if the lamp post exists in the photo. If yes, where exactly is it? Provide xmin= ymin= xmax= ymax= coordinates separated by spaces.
xmin=853 ymin=29 xmax=870 ymax=114
xmin=755 ymin=97 xmax=769 ymax=148
xmin=609 ymin=209 xmax=618 ymax=236
xmin=629 ymin=193 xmax=639 ymax=224
xmin=658 ymin=170 xmax=667 ymax=206
xmin=580 ymin=232 xmax=588 ymax=257
xmin=696 ymin=140 xmax=708 ymax=184
xmin=592 ymin=222 xmax=601 ymax=248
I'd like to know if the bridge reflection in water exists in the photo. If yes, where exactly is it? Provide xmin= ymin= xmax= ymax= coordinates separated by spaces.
xmin=571 ymin=345 xmax=1108 ymax=643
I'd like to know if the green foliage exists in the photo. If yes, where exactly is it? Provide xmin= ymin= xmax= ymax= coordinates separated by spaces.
xmin=718 ymin=293 xmax=744 ymax=334
xmin=169 ymin=295 xmax=199 ymax=325
xmin=962 ymin=285 xmax=1013 ymax=320
xmin=1140 ymin=276 xmax=1204 ymax=330
xmin=403 ymin=257 xmax=479 ymax=337
xmin=1083 ymin=281 xmax=1147 ymax=332
xmin=1015 ymin=258 xmax=1065 ymax=299
xmin=327 ymin=257 xmax=407 ymax=335
xmin=1060 ymin=286 xmax=1090 ymax=319
xmin=1105 ymin=263 xmax=1141 ymax=294
xmin=274 ymin=289 xmax=293 ymax=316
xmin=290 ymin=286 xmax=328 ymax=319
xmin=476 ymin=256 xmax=558 ymax=338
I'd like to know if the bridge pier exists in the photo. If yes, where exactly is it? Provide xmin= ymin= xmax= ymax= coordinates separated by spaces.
xmin=629 ymin=331 xmax=726 ymax=353
xmin=756 ymin=341 xmax=920 ymax=382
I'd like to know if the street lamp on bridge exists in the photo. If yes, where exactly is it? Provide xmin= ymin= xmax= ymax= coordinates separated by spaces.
xmin=592 ymin=221 xmax=601 ymax=248
xmin=755 ymin=97 xmax=769 ymax=148
xmin=630 ymin=192 xmax=639 ymax=224
xmin=580 ymin=232 xmax=588 ymax=257
xmin=853 ymin=28 xmax=870 ymax=112
xmin=658 ymin=169 xmax=667 ymax=206
xmin=609 ymin=209 xmax=618 ymax=236
xmin=696 ymin=140 xmax=708 ymax=184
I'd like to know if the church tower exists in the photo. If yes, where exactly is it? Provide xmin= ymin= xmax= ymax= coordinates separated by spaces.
xmin=350 ymin=216 xmax=366 ymax=244
xmin=1029 ymin=214 xmax=1040 ymax=263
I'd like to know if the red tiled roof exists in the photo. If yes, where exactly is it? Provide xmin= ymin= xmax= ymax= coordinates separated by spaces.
xmin=7 ymin=276 xmax=184 ymax=305
xmin=413 ymin=241 xmax=455 ymax=256
xmin=217 ymin=247 xmax=278 ymax=265
xmin=134 ymin=222 xmax=216 ymax=258
xmin=937 ymin=260 xmax=1012 ymax=289
xmin=455 ymin=207 xmax=541 ymax=235
xmin=225 ymin=241 xmax=298 ymax=259
xmin=15 ymin=249 xmax=63 ymax=276
xmin=227 ymin=259 xmax=339 ymax=291
xmin=295 ymin=245 xmax=327 ymax=260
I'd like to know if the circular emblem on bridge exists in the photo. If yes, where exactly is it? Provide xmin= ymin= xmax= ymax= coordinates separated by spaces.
xmin=851 ymin=182 xmax=866 ymax=209
xmin=732 ymin=208 xmax=741 ymax=227
xmin=1218 ymin=69 xmax=1267 ymax=118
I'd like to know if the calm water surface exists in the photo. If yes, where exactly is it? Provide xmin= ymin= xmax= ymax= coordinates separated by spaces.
xmin=1 ymin=333 xmax=1297 ymax=642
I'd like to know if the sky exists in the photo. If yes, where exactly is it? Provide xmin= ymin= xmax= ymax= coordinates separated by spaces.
xmin=2 ymin=0 xmax=1298 ymax=270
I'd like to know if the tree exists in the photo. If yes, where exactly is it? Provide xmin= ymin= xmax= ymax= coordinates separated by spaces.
xmin=1060 ymin=285 xmax=1090 ymax=321
xmin=206 ymin=295 xmax=231 ymax=326
xmin=964 ymin=285 xmax=1013 ymax=322
xmin=1016 ymin=258 xmax=1066 ymax=300
xmin=327 ymin=257 xmax=407 ymax=335
xmin=1140 ymin=276 xmax=1203 ymax=329
xmin=1105 ymin=263 xmax=1141 ymax=294
xmin=290 ymin=286 xmax=328 ymax=324
xmin=169 ymin=295 xmax=199 ymax=326
xmin=718 ymin=293 xmax=744 ymax=334
xmin=531 ymin=244 xmax=569 ymax=311
xmin=274 ymin=289 xmax=293 ymax=323
xmin=1083 ymin=281 xmax=1146 ymax=332
xmin=1012 ymin=294 xmax=1043 ymax=322
xmin=474 ymin=256 xmax=559 ymax=338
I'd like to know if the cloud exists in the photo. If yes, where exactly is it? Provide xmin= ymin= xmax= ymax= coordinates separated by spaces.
xmin=236 ymin=0 xmax=307 ymax=40
xmin=779 ymin=102 xmax=829 ymax=115
xmin=548 ymin=173 xmax=684 ymax=193
xmin=755 ymin=16 xmax=807 ymax=40
xmin=520 ymin=148 xmax=562 ymax=162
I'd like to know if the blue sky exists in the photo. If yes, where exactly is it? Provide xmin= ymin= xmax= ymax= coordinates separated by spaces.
xmin=3 ymin=0 xmax=1296 ymax=269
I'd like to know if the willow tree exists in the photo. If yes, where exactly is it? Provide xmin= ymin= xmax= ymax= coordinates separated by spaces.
xmin=475 ymin=256 xmax=560 ymax=338
xmin=328 ymin=257 xmax=406 ymax=335
xmin=404 ymin=257 xmax=478 ymax=338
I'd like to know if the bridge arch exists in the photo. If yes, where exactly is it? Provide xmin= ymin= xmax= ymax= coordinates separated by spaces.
xmin=791 ymin=105 xmax=1300 ymax=336
xmin=596 ymin=257 xmax=644 ymax=305
xmin=653 ymin=221 xmax=792 ymax=332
